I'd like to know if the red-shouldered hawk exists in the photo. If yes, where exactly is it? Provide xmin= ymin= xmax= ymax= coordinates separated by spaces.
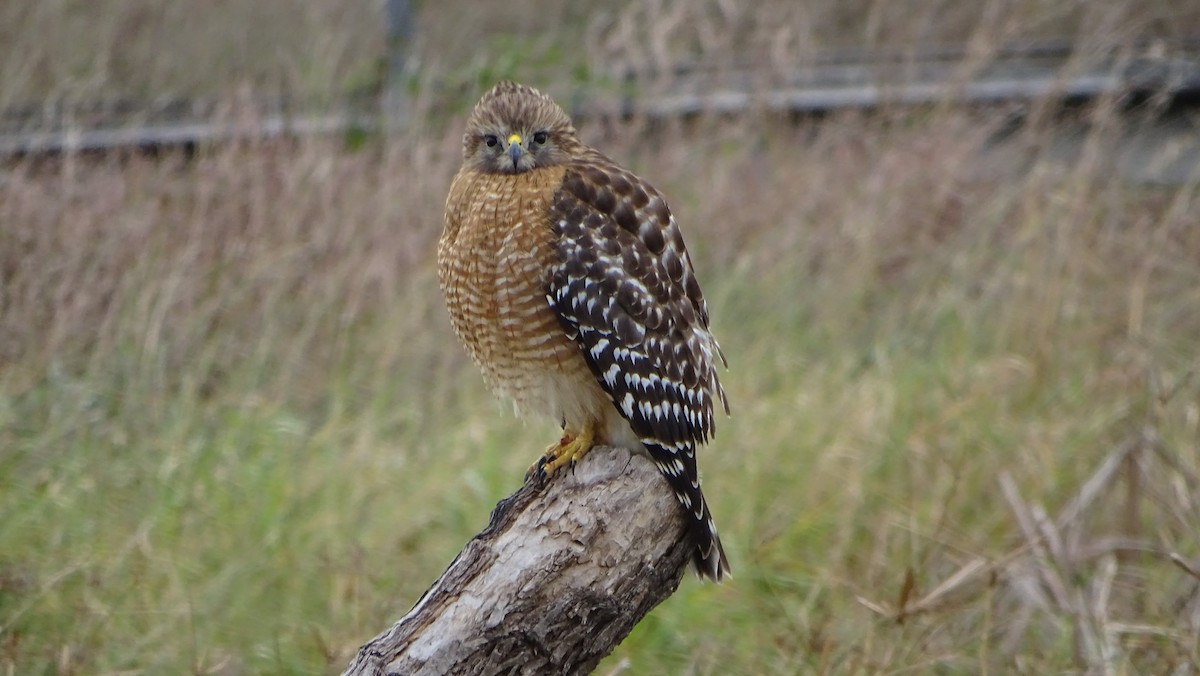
xmin=439 ymin=81 xmax=730 ymax=581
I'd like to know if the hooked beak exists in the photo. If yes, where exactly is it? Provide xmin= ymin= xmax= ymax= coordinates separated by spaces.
xmin=506 ymin=133 xmax=524 ymax=168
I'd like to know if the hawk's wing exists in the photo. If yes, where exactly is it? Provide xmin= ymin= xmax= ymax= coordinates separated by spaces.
xmin=548 ymin=150 xmax=728 ymax=452
xmin=547 ymin=149 xmax=731 ymax=580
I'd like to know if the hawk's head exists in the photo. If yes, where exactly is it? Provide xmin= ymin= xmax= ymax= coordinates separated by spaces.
xmin=462 ymin=81 xmax=581 ymax=174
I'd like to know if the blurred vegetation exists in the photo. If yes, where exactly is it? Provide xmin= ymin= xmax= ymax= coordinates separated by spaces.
xmin=2 ymin=0 xmax=1196 ymax=106
xmin=3 ymin=0 xmax=1200 ymax=674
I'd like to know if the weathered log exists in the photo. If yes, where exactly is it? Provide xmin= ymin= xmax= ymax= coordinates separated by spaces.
xmin=343 ymin=444 xmax=693 ymax=676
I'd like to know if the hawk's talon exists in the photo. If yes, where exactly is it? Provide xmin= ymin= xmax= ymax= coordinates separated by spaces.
xmin=524 ymin=451 xmax=557 ymax=484
xmin=527 ymin=425 xmax=594 ymax=483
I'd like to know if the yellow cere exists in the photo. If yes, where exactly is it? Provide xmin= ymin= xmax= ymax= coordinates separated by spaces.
xmin=507 ymin=133 xmax=522 ymax=145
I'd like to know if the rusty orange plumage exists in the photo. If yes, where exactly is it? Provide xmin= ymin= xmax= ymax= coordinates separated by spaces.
xmin=439 ymin=81 xmax=730 ymax=581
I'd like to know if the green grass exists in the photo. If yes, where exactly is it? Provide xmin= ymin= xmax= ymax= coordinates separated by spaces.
xmin=3 ymin=106 xmax=1199 ymax=674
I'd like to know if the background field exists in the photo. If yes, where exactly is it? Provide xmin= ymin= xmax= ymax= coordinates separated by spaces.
xmin=3 ymin=1 xmax=1200 ymax=674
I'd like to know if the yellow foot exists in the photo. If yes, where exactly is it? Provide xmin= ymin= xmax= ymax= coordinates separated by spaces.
xmin=526 ymin=425 xmax=595 ymax=482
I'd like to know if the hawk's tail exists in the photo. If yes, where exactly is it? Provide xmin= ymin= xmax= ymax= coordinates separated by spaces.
xmin=646 ymin=442 xmax=731 ymax=582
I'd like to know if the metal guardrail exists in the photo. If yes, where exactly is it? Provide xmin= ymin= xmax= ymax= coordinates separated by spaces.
xmin=2 ymin=36 xmax=1199 ymax=157
xmin=0 ymin=112 xmax=366 ymax=155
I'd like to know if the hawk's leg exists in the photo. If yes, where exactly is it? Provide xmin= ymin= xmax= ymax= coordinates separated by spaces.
xmin=527 ymin=422 xmax=596 ymax=482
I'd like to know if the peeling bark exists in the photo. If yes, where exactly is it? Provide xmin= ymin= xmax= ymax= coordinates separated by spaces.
xmin=343 ymin=445 xmax=692 ymax=676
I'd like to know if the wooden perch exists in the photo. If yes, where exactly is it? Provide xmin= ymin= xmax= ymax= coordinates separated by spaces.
xmin=343 ymin=445 xmax=694 ymax=676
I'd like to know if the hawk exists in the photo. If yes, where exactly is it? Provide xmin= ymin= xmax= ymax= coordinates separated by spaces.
xmin=438 ymin=81 xmax=731 ymax=581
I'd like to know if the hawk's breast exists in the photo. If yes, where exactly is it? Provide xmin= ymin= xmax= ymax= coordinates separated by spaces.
xmin=438 ymin=166 xmax=601 ymax=423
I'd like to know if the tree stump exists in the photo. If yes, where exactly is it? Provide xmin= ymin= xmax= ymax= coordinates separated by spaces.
xmin=342 ymin=444 xmax=694 ymax=676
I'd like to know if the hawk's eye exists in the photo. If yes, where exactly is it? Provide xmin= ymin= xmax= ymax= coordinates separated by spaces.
xmin=483 ymin=134 xmax=499 ymax=148
xmin=532 ymin=131 xmax=549 ymax=145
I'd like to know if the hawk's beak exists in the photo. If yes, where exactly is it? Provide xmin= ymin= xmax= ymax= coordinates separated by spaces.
xmin=506 ymin=133 xmax=524 ymax=167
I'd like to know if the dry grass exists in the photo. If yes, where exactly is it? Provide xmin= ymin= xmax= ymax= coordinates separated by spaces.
xmin=3 ymin=1 xmax=1200 ymax=674
xmin=3 ymin=1 xmax=1195 ymax=106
